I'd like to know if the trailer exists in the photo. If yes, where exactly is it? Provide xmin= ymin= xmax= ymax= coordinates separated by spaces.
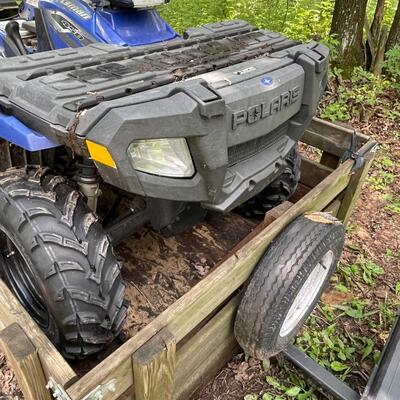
xmin=0 ymin=117 xmax=378 ymax=400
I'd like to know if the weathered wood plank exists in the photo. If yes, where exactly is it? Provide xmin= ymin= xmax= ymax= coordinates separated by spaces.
xmin=175 ymin=296 xmax=241 ymax=400
xmin=324 ymin=199 xmax=342 ymax=216
xmin=303 ymin=118 xmax=369 ymax=157
xmin=320 ymin=152 xmax=340 ymax=169
xmin=67 ymin=156 xmax=355 ymax=400
xmin=132 ymin=329 xmax=176 ymax=400
xmin=300 ymin=157 xmax=333 ymax=188
xmin=264 ymin=201 xmax=293 ymax=225
xmin=0 ymin=323 xmax=51 ymax=400
xmin=0 ymin=280 xmax=77 ymax=387
xmin=337 ymin=144 xmax=378 ymax=225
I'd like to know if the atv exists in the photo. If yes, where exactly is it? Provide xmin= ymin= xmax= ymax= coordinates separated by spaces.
xmin=0 ymin=0 xmax=329 ymax=358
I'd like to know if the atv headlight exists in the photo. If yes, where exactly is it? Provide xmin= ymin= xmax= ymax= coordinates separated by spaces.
xmin=128 ymin=138 xmax=195 ymax=178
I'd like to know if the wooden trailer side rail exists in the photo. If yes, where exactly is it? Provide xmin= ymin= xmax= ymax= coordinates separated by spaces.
xmin=0 ymin=323 xmax=51 ymax=400
xmin=0 ymin=118 xmax=377 ymax=400
xmin=0 ymin=279 xmax=77 ymax=389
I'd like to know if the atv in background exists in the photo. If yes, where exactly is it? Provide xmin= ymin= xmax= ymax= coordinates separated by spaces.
xmin=0 ymin=4 xmax=329 ymax=357
xmin=0 ymin=0 xmax=178 ymax=57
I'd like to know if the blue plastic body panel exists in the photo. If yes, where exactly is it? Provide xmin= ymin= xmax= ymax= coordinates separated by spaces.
xmin=38 ymin=0 xmax=178 ymax=49
xmin=0 ymin=113 xmax=60 ymax=151
xmin=20 ymin=2 xmax=35 ymax=20
xmin=95 ymin=8 xmax=178 ymax=46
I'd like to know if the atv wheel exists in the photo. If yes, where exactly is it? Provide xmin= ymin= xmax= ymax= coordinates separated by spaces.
xmin=234 ymin=213 xmax=345 ymax=360
xmin=238 ymin=149 xmax=301 ymax=218
xmin=0 ymin=167 xmax=127 ymax=358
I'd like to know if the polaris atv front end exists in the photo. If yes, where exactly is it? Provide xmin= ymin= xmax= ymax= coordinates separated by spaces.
xmin=0 ymin=20 xmax=328 ymax=357
xmin=0 ymin=21 xmax=328 ymax=215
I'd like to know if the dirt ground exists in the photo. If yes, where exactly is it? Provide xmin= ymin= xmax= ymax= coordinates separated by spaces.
xmin=0 ymin=114 xmax=399 ymax=399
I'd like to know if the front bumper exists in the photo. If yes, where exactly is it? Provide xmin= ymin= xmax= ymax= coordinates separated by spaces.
xmin=84 ymin=41 xmax=328 ymax=211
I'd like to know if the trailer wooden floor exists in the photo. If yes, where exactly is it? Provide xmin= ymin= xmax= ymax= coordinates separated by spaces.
xmin=70 ymin=210 xmax=258 ymax=376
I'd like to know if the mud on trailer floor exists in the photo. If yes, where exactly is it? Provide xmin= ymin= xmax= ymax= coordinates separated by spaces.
xmin=71 ymin=210 xmax=257 ymax=377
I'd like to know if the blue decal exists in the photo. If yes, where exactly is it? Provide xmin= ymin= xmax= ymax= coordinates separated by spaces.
xmin=261 ymin=77 xmax=273 ymax=86
xmin=0 ymin=113 xmax=60 ymax=152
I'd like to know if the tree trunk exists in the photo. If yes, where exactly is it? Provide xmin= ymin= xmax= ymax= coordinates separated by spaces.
xmin=386 ymin=0 xmax=400 ymax=51
xmin=372 ymin=27 xmax=389 ymax=75
xmin=371 ymin=0 xmax=386 ymax=39
xmin=330 ymin=0 xmax=369 ymax=77
xmin=366 ymin=0 xmax=386 ymax=71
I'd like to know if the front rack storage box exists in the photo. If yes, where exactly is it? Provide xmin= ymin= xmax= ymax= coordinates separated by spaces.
xmin=0 ymin=118 xmax=378 ymax=400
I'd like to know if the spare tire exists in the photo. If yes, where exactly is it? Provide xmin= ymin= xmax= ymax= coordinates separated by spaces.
xmin=234 ymin=212 xmax=345 ymax=360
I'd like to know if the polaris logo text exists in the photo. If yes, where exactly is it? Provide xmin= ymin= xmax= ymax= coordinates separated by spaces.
xmin=232 ymin=86 xmax=301 ymax=130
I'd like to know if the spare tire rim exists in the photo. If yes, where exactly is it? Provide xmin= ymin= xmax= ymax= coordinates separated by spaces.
xmin=0 ymin=229 xmax=50 ymax=329
xmin=279 ymin=250 xmax=334 ymax=338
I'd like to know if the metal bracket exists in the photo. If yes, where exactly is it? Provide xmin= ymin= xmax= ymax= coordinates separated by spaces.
xmin=284 ymin=345 xmax=360 ymax=400
xmin=340 ymin=131 xmax=364 ymax=172
xmin=341 ymin=131 xmax=379 ymax=172
xmin=47 ymin=377 xmax=117 ymax=400
xmin=46 ymin=378 xmax=72 ymax=400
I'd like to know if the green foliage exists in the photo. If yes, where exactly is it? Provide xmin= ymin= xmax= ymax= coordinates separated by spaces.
xmin=159 ymin=0 xmax=334 ymax=40
xmin=383 ymin=46 xmax=400 ymax=88
xmin=320 ymin=99 xmax=351 ymax=122
xmin=367 ymin=156 xmax=397 ymax=192
xmin=335 ymin=299 xmax=376 ymax=319
xmin=321 ymin=67 xmax=393 ymax=122
xmin=296 ymin=320 xmax=373 ymax=380
xmin=279 ymin=0 xmax=334 ymax=41
xmin=360 ymin=260 xmax=385 ymax=286
xmin=384 ymin=194 xmax=400 ymax=214
xmin=320 ymin=35 xmax=340 ymax=62
xmin=367 ymin=0 xmax=399 ymax=29
xmin=159 ymin=0 xmax=229 ymax=34
xmin=339 ymin=256 xmax=384 ymax=287
xmin=264 ymin=372 xmax=317 ymax=400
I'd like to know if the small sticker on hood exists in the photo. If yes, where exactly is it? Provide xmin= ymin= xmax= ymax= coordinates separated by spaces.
xmin=261 ymin=77 xmax=273 ymax=86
